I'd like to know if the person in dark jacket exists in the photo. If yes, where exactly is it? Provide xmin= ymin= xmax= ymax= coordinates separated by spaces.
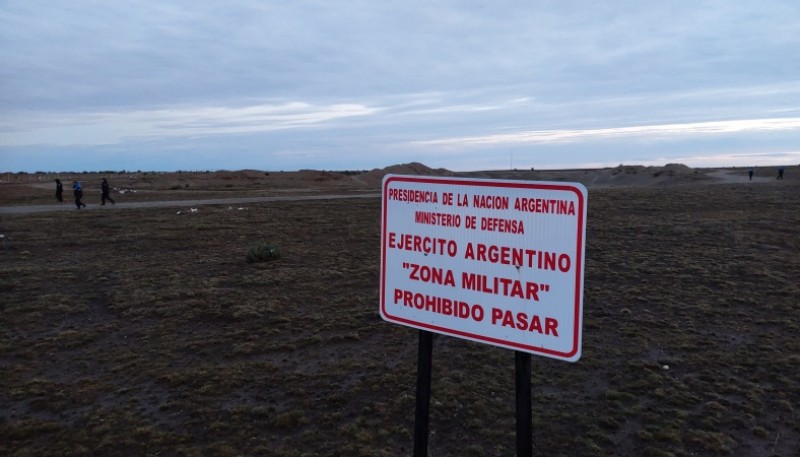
xmin=101 ymin=178 xmax=115 ymax=205
xmin=55 ymin=179 xmax=63 ymax=202
xmin=73 ymin=181 xmax=86 ymax=209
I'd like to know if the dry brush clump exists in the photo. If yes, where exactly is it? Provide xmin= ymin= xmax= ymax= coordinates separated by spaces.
xmin=246 ymin=241 xmax=281 ymax=263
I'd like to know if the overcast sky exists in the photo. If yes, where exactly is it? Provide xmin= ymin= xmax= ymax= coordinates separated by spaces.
xmin=2 ymin=1 xmax=800 ymax=172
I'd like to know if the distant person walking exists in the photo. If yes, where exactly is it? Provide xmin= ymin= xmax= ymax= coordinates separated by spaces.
xmin=101 ymin=178 xmax=115 ymax=205
xmin=748 ymin=168 xmax=754 ymax=181
xmin=55 ymin=179 xmax=63 ymax=201
xmin=777 ymin=167 xmax=784 ymax=180
xmin=72 ymin=181 xmax=86 ymax=209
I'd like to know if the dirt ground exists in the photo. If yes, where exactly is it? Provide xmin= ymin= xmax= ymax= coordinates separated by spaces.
xmin=1 ymin=163 xmax=795 ymax=209
xmin=1 ymin=163 xmax=798 ymax=456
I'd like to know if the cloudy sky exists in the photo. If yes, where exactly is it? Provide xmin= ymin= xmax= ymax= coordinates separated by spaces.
xmin=2 ymin=1 xmax=800 ymax=172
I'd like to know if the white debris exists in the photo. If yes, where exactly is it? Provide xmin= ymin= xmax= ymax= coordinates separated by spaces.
xmin=237 ymin=207 xmax=245 ymax=210
xmin=190 ymin=208 xmax=198 ymax=213
xmin=662 ymin=365 xmax=670 ymax=371
xmin=176 ymin=211 xmax=182 ymax=215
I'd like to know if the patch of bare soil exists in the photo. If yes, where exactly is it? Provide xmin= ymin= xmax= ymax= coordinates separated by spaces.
xmin=1 ymin=165 xmax=799 ymax=456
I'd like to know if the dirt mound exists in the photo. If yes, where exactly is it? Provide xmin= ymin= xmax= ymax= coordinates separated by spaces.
xmin=355 ymin=162 xmax=454 ymax=187
xmin=214 ymin=170 xmax=265 ymax=180
xmin=443 ymin=163 xmax=704 ymax=188
xmin=662 ymin=163 xmax=691 ymax=172
xmin=378 ymin=162 xmax=451 ymax=176
xmin=291 ymin=170 xmax=348 ymax=182
xmin=586 ymin=163 xmax=701 ymax=187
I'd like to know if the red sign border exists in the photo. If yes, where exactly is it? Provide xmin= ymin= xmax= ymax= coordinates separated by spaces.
xmin=380 ymin=175 xmax=587 ymax=361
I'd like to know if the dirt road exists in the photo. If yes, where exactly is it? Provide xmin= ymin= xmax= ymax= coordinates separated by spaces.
xmin=0 ymin=193 xmax=381 ymax=215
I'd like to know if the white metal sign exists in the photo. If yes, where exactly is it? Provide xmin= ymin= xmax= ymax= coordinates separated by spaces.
xmin=380 ymin=175 xmax=587 ymax=362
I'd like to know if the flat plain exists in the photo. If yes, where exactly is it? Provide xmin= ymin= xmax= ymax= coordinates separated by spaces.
xmin=1 ymin=164 xmax=798 ymax=456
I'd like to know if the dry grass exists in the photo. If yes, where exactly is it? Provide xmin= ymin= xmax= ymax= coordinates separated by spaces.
xmin=1 ymin=173 xmax=799 ymax=456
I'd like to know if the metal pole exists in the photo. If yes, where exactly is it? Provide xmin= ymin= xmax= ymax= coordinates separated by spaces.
xmin=413 ymin=330 xmax=433 ymax=457
xmin=515 ymin=351 xmax=532 ymax=457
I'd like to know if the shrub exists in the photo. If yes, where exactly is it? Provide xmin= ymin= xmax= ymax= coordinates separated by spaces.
xmin=246 ymin=242 xmax=281 ymax=263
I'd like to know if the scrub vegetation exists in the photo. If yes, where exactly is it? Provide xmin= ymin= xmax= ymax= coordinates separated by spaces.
xmin=246 ymin=242 xmax=282 ymax=264
xmin=1 ymin=166 xmax=798 ymax=456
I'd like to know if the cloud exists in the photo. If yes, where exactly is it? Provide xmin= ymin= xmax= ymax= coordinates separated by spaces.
xmin=0 ymin=101 xmax=380 ymax=147
xmin=411 ymin=118 xmax=800 ymax=148
xmin=2 ymin=2 xmax=800 ymax=172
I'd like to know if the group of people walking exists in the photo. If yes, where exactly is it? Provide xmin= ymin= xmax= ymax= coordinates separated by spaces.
xmin=747 ymin=166 xmax=786 ymax=181
xmin=55 ymin=178 xmax=115 ymax=209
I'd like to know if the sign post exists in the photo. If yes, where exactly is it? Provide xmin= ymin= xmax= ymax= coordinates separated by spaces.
xmin=413 ymin=330 xmax=433 ymax=457
xmin=515 ymin=351 xmax=532 ymax=457
xmin=381 ymin=175 xmax=587 ymax=455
